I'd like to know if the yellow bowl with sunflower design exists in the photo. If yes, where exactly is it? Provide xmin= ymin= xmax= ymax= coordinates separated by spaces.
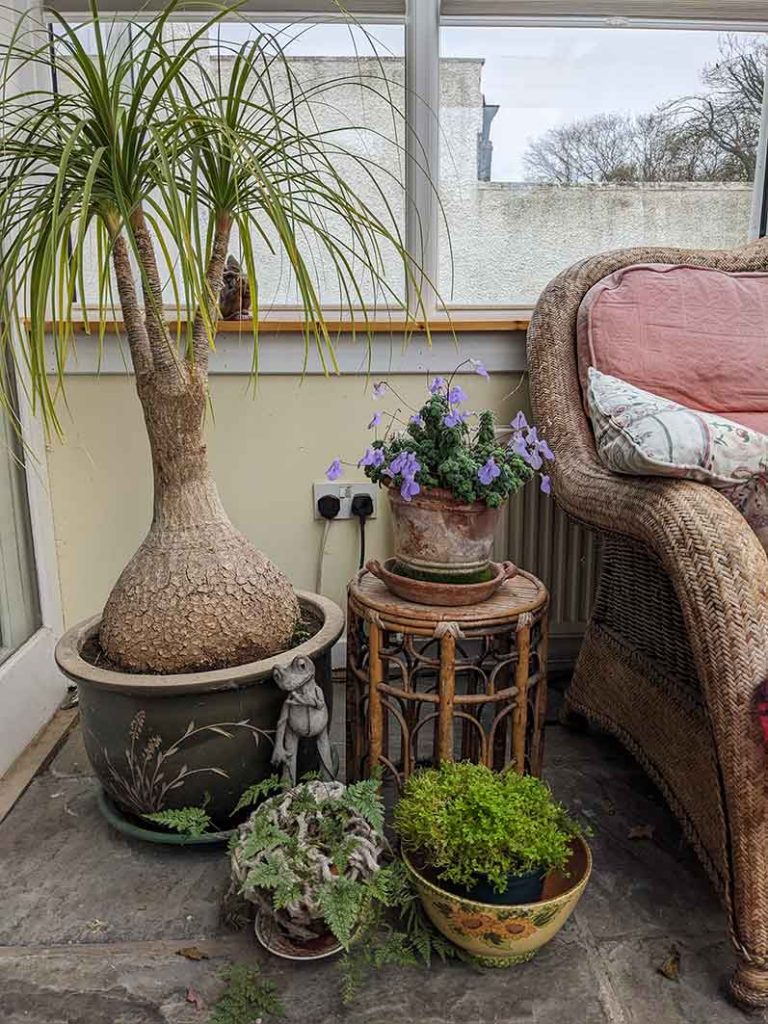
xmin=402 ymin=837 xmax=592 ymax=967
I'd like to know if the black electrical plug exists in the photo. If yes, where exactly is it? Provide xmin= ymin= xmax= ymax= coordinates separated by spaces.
xmin=351 ymin=493 xmax=374 ymax=569
xmin=317 ymin=493 xmax=341 ymax=519
xmin=351 ymin=493 xmax=374 ymax=519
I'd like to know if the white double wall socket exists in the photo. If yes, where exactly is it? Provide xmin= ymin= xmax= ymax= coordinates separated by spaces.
xmin=313 ymin=481 xmax=378 ymax=520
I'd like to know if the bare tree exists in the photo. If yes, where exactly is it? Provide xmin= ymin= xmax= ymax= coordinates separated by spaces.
xmin=524 ymin=35 xmax=767 ymax=184
xmin=524 ymin=113 xmax=637 ymax=184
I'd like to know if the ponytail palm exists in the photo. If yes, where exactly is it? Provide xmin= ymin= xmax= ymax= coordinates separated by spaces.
xmin=0 ymin=1 xmax=425 ymax=672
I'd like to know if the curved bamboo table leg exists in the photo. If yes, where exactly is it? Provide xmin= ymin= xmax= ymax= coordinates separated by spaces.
xmin=530 ymin=619 xmax=549 ymax=776
xmin=367 ymin=617 xmax=383 ymax=776
xmin=437 ymin=629 xmax=457 ymax=762
xmin=512 ymin=613 xmax=532 ymax=775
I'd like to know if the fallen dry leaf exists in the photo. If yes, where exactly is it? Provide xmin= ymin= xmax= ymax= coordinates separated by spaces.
xmin=186 ymin=987 xmax=205 ymax=1011
xmin=657 ymin=944 xmax=681 ymax=982
xmin=628 ymin=824 xmax=655 ymax=841
xmin=176 ymin=946 xmax=209 ymax=961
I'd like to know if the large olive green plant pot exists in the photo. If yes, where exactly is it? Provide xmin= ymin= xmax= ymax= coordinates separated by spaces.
xmin=402 ymin=837 xmax=592 ymax=967
xmin=55 ymin=592 xmax=344 ymax=830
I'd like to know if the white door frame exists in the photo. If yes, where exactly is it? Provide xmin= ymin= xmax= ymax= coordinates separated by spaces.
xmin=0 ymin=357 xmax=67 ymax=777
xmin=0 ymin=0 xmax=66 ymax=778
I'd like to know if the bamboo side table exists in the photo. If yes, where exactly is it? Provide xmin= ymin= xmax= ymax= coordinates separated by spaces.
xmin=346 ymin=568 xmax=549 ymax=788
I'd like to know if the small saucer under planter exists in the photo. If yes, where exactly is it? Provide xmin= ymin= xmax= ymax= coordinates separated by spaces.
xmin=254 ymin=910 xmax=344 ymax=961
xmin=55 ymin=592 xmax=344 ymax=830
xmin=402 ymin=837 xmax=592 ymax=967
xmin=366 ymin=558 xmax=517 ymax=606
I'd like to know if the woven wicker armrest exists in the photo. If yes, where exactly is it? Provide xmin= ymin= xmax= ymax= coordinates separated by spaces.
xmin=565 ymin=466 xmax=768 ymax=621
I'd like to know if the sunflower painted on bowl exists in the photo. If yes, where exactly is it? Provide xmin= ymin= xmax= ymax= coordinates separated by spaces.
xmin=402 ymin=837 xmax=592 ymax=967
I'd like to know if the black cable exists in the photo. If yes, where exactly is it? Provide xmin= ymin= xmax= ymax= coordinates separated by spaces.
xmin=316 ymin=494 xmax=341 ymax=593
xmin=358 ymin=515 xmax=366 ymax=569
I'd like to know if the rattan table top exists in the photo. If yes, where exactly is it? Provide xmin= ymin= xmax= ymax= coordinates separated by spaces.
xmin=348 ymin=567 xmax=548 ymax=629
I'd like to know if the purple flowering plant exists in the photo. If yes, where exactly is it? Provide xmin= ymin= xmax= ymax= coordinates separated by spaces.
xmin=326 ymin=360 xmax=554 ymax=505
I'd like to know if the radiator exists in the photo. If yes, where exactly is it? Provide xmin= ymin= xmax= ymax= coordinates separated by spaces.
xmin=496 ymin=486 xmax=601 ymax=671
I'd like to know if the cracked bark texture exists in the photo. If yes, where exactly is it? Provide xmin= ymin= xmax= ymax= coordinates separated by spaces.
xmin=98 ymin=213 xmax=299 ymax=674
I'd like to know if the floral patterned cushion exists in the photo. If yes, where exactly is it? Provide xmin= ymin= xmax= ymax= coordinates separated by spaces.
xmin=587 ymin=367 xmax=768 ymax=554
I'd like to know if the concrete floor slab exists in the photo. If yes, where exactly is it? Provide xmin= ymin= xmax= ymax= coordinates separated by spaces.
xmin=0 ymin=720 xmax=756 ymax=1023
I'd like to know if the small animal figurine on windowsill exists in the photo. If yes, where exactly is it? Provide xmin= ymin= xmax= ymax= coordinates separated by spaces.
xmin=272 ymin=655 xmax=334 ymax=786
xmin=218 ymin=254 xmax=252 ymax=320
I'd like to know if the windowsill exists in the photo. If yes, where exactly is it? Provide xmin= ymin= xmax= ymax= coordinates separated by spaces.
xmin=37 ymin=310 xmax=533 ymax=334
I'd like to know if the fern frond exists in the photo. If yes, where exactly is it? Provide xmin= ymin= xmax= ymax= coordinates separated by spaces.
xmin=142 ymin=806 xmax=212 ymax=837
xmin=231 ymin=776 xmax=284 ymax=816
xmin=210 ymin=964 xmax=284 ymax=1024
xmin=244 ymin=855 xmax=302 ymax=909
xmin=342 ymin=778 xmax=384 ymax=833
xmin=316 ymin=876 xmax=367 ymax=949
xmin=239 ymin=816 xmax=290 ymax=862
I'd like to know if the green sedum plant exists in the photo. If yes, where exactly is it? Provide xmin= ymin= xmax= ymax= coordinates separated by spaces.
xmin=394 ymin=762 xmax=583 ymax=894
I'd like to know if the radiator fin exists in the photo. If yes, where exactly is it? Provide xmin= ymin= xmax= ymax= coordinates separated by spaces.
xmin=496 ymin=487 xmax=601 ymax=669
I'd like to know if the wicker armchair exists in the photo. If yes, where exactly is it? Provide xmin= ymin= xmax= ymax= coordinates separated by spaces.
xmin=527 ymin=238 xmax=768 ymax=1008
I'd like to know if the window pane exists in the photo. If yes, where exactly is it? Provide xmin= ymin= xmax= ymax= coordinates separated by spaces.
xmin=0 ymin=373 xmax=40 ymax=662
xmin=439 ymin=26 xmax=765 ymax=306
xmin=211 ymin=21 xmax=406 ymax=308
xmin=54 ymin=19 xmax=406 ymax=310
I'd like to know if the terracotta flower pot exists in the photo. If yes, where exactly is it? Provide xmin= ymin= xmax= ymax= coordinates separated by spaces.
xmin=402 ymin=837 xmax=592 ymax=967
xmin=54 ymin=591 xmax=344 ymax=830
xmin=387 ymin=485 xmax=503 ymax=584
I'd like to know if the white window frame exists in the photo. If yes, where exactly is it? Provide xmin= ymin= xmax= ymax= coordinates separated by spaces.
xmin=41 ymin=0 xmax=768 ymax=318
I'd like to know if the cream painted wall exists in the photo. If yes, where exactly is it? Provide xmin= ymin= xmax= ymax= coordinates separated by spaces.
xmin=46 ymin=372 xmax=524 ymax=628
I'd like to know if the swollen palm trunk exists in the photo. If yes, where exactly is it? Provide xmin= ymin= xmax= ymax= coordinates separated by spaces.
xmin=99 ymin=369 xmax=299 ymax=674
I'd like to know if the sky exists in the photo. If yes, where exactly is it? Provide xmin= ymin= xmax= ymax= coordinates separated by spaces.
xmin=442 ymin=26 xmax=762 ymax=180
xmin=227 ymin=21 xmax=761 ymax=182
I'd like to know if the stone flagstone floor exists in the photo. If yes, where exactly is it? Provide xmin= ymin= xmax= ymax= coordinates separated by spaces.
xmin=0 ymin=717 xmax=755 ymax=1024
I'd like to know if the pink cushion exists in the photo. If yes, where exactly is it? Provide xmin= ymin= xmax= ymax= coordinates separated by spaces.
xmin=577 ymin=264 xmax=768 ymax=434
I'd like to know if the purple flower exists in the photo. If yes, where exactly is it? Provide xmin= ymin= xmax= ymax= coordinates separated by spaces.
xmin=409 ymin=414 xmax=425 ymax=428
xmin=538 ymin=438 xmax=555 ymax=462
xmin=469 ymin=358 xmax=489 ymax=378
xmin=526 ymin=448 xmax=544 ymax=471
xmin=389 ymin=451 xmax=420 ymax=478
xmin=443 ymin=409 xmax=469 ymax=428
xmin=511 ymin=411 xmax=528 ymax=430
xmin=400 ymin=478 xmax=421 ymax=501
xmin=429 ymin=376 xmax=447 ymax=395
xmin=510 ymin=434 xmax=529 ymax=459
xmin=448 ymin=384 xmax=468 ymax=405
xmin=372 ymin=381 xmax=387 ymax=399
xmin=326 ymin=458 xmax=342 ymax=481
xmin=540 ymin=474 xmax=551 ymax=495
xmin=358 ymin=447 xmax=385 ymax=469
xmin=368 ymin=411 xmax=382 ymax=429
xmin=478 ymin=457 xmax=501 ymax=486
xmin=388 ymin=450 xmax=421 ymax=501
